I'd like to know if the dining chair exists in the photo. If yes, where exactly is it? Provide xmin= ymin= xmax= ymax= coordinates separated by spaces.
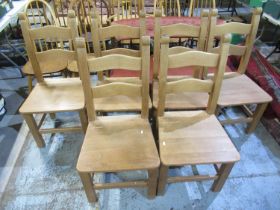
xmin=152 ymin=9 xmax=209 ymax=111
xmin=52 ymin=0 xmax=71 ymax=27
xmin=153 ymin=0 xmax=181 ymax=16
xmin=156 ymin=35 xmax=240 ymax=195
xmin=107 ymin=0 xmax=144 ymax=24
xmin=75 ymin=36 xmax=160 ymax=203
xmin=18 ymin=11 xmax=87 ymax=148
xmin=206 ymin=8 xmax=272 ymax=133
xmin=188 ymin=0 xmax=216 ymax=17
xmin=83 ymin=11 xmax=152 ymax=113
xmin=22 ymin=0 xmax=60 ymax=92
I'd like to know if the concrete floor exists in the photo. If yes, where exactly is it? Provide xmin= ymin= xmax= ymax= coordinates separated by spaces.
xmin=0 ymin=108 xmax=280 ymax=209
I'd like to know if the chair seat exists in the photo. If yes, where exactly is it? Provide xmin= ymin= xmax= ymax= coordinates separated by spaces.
xmin=153 ymin=80 xmax=209 ymax=110
xmin=19 ymin=78 xmax=84 ymax=114
xmin=67 ymin=53 xmax=96 ymax=73
xmin=218 ymin=74 xmax=273 ymax=107
xmin=22 ymin=60 xmax=66 ymax=75
xmin=158 ymin=111 xmax=240 ymax=166
xmin=77 ymin=115 xmax=160 ymax=173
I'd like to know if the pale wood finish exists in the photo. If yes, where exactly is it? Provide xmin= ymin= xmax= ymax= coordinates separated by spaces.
xmin=153 ymin=9 xmax=209 ymax=79
xmin=156 ymin=36 xmax=239 ymax=195
xmin=76 ymin=37 xmax=159 ymax=202
xmin=19 ymin=13 xmax=86 ymax=148
xmin=153 ymin=0 xmax=181 ymax=16
xmin=189 ymin=0 xmax=216 ymax=17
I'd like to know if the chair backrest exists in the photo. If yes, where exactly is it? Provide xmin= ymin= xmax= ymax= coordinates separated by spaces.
xmin=52 ymin=0 xmax=71 ymax=27
xmin=189 ymin=0 xmax=216 ymax=17
xmin=153 ymin=9 xmax=209 ymax=79
xmin=153 ymin=0 xmax=181 ymax=16
xmin=109 ymin=0 xmax=144 ymax=20
xmin=206 ymin=8 xmax=262 ymax=75
xmin=19 ymin=11 xmax=78 ymax=83
xmin=76 ymin=36 xmax=151 ymax=121
xmin=91 ymin=10 xmax=146 ymax=57
xmin=157 ymin=35 xmax=230 ymax=116
xmin=24 ymin=0 xmax=58 ymax=27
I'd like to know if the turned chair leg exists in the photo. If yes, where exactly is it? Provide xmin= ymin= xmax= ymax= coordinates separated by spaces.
xmin=22 ymin=113 xmax=45 ymax=148
xmin=147 ymin=168 xmax=158 ymax=199
xmin=27 ymin=75 xmax=33 ymax=93
xmin=246 ymin=103 xmax=268 ymax=134
xmin=79 ymin=109 xmax=88 ymax=133
xmin=79 ymin=172 xmax=98 ymax=203
xmin=157 ymin=164 xmax=169 ymax=195
xmin=211 ymin=163 xmax=234 ymax=192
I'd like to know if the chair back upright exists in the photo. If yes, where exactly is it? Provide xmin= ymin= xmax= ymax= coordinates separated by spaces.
xmin=76 ymin=36 xmax=151 ymax=121
xmin=153 ymin=9 xmax=209 ymax=79
xmin=91 ymin=10 xmax=146 ymax=57
xmin=157 ymin=35 xmax=230 ymax=116
xmin=188 ymin=0 xmax=216 ymax=17
xmin=206 ymin=8 xmax=262 ymax=76
xmin=153 ymin=0 xmax=181 ymax=16
xmin=18 ymin=11 xmax=78 ymax=83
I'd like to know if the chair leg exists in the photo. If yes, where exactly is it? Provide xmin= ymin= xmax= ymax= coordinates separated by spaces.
xmin=147 ymin=168 xmax=158 ymax=199
xmin=27 ymin=75 xmax=33 ymax=93
xmin=79 ymin=172 xmax=98 ymax=203
xmin=22 ymin=113 xmax=45 ymax=148
xmin=246 ymin=103 xmax=268 ymax=134
xmin=79 ymin=108 xmax=88 ymax=133
xmin=211 ymin=163 xmax=234 ymax=192
xmin=157 ymin=164 xmax=169 ymax=195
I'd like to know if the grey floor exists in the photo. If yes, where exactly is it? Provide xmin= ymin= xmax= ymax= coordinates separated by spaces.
xmin=0 ymin=109 xmax=280 ymax=209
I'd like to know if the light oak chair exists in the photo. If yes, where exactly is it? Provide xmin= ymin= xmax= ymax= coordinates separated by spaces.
xmin=18 ymin=12 xmax=87 ymax=148
xmin=156 ymin=35 xmax=240 ymax=195
xmin=90 ymin=11 xmax=152 ymax=113
xmin=188 ymin=0 xmax=216 ymax=17
xmin=23 ymin=0 xmax=60 ymax=92
xmin=206 ymin=8 xmax=272 ymax=133
xmin=75 ymin=36 xmax=160 ymax=203
xmin=153 ymin=0 xmax=181 ymax=16
xmin=152 ymin=9 xmax=209 ymax=111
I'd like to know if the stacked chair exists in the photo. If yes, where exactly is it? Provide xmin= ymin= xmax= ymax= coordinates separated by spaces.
xmin=18 ymin=0 xmax=272 ymax=203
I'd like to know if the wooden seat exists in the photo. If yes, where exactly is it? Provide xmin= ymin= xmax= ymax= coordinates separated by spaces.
xmin=19 ymin=78 xmax=84 ymax=113
xmin=76 ymin=36 xmax=159 ymax=203
xmin=207 ymin=8 xmax=272 ymax=133
xmin=77 ymin=115 xmax=159 ymax=172
xmin=19 ymin=11 xmax=86 ymax=148
xmin=156 ymin=36 xmax=239 ymax=195
xmin=159 ymin=111 xmax=240 ymax=166
xmin=152 ymin=9 xmax=209 ymax=110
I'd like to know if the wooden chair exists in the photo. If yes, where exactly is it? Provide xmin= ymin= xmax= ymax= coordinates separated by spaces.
xmin=188 ymin=0 xmax=216 ymax=17
xmin=152 ymin=9 xmax=209 ymax=110
xmin=18 ymin=12 xmax=87 ymax=148
xmin=156 ymin=35 xmax=240 ymax=195
xmin=83 ymin=11 xmax=152 ymax=113
xmin=206 ymin=8 xmax=273 ymax=133
xmin=66 ymin=0 xmax=110 ymax=74
xmin=75 ymin=36 xmax=159 ymax=203
xmin=52 ymin=0 xmax=71 ymax=27
xmin=153 ymin=0 xmax=181 ymax=16
xmin=22 ymin=0 xmax=60 ymax=92
xmin=107 ymin=0 xmax=144 ymax=23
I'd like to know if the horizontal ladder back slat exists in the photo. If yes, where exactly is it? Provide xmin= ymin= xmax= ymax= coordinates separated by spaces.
xmin=100 ymin=25 xmax=140 ymax=40
xmin=161 ymin=23 xmax=200 ymax=37
xmin=166 ymin=78 xmax=213 ymax=94
xmin=29 ymin=26 xmax=72 ymax=40
xmin=211 ymin=45 xmax=247 ymax=56
xmin=214 ymin=22 xmax=252 ymax=36
xmin=36 ymin=49 xmax=76 ymax=63
xmin=101 ymin=48 xmax=140 ymax=57
xmin=168 ymin=51 xmax=219 ymax=68
xmin=92 ymin=82 xmax=142 ymax=98
xmin=168 ymin=46 xmax=195 ymax=55
xmin=87 ymin=54 xmax=142 ymax=72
